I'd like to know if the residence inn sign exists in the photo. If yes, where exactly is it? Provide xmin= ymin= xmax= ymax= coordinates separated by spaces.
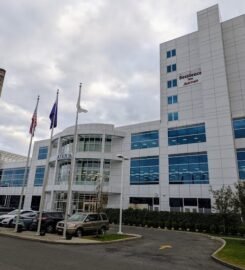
xmin=178 ymin=68 xmax=202 ymax=87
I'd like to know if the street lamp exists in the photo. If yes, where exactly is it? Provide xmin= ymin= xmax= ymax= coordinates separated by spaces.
xmin=117 ymin=154 xmax=129 ymax=234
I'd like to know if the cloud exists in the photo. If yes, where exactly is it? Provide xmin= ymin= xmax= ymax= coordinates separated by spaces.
xmin=0 ymin=0 xmax=245 ymax=155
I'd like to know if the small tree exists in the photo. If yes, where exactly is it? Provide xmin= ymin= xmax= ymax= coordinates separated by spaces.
xmin=211 ymin=185 xmax=234 ymax=214
xmin=211 ymin=185 xmax=235 ymax=233
xmin=233 ymin=181 xmax=245 ymax=223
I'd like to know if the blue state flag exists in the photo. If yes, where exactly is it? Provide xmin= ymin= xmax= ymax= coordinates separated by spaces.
xmin=49 ymin=100 xmax=58 ymax=129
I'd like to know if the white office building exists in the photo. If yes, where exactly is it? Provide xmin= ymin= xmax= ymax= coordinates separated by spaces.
xmin=1 ymin=5 xmax=245 ymax=213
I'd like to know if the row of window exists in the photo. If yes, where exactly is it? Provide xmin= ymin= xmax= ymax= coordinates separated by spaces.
xmin=169 ymin=152 xmax=209 ymax=184
xmin=168 ymin=123 xmax=206 ymax=145
xmin=0 ymin=168 xmax=29 ymax=187
xmin=131 ymin=130 xmax=159 ymax=150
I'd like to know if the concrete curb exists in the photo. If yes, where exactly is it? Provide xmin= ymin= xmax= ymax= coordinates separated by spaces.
xmin=210 ymin=237 xmax=245 ymax=270
xmin=0 ymin=230 xmax=142 ymax=245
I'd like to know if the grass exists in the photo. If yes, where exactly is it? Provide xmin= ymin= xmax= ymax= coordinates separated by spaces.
xmin=85 ymin=233 xmax=133 ymax=242
xmin=216 ymin=239 xmax=245 ymax=268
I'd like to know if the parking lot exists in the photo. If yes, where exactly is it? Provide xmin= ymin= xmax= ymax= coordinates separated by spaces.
xmin=0 ymin=226 xmax=229 ymax=270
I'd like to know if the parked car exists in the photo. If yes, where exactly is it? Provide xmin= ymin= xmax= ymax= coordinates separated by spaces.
xmin=56 ymin=212 xmax=109 ymax=237
xmin=0 ymin=207 xmax=15 ymax=216
xmin=30 ymin=211 xmax=64 ymax=233
xmin=12 ymin=212 xmax=38 ymax=230
xmin=0 ymin=210 xmax=35 ymax=227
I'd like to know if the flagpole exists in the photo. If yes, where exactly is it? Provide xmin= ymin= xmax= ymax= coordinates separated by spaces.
xmin=63 ymin=83 xmax=82 ymax=238
xmin=14 ymin=96 xmax=40 ymax=232
xmin=37 ymin=90 xmax=59 ymax=235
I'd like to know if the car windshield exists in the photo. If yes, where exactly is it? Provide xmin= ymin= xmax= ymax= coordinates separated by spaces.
xmin=68 ymin=213 xmax=87 ymax=222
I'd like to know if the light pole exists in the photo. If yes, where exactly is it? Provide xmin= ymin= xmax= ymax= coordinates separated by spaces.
xmin=117 ymin=154 xmax=128 ymax=234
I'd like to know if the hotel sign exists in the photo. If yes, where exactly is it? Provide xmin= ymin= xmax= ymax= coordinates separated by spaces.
xmin=178 ymin=68 xmax=202 ymax=87
xmin=57 ymin=153 xmax=72 ymax=160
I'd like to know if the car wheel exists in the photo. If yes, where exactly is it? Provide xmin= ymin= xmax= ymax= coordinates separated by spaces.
xmin=76 ymin=228 xmax=83 ymax=238
xmin=99 ymin=227 xmax=106 ymax=236
xmin=46 ymin=224 xmax=54 ymax=233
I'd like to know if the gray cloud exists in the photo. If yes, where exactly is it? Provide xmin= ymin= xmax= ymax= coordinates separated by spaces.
xmin=0 ymin=0 xmax=245 ymax=155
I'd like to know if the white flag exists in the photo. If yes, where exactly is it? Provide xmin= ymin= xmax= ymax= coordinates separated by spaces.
xmin=77 ymin=84 xmax=88 ymax=113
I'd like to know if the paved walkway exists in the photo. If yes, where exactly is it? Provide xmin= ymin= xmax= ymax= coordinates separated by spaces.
xmin=0 ymin=227 xmax=99 ymax=244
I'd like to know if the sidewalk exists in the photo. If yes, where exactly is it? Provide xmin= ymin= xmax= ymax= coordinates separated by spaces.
xmin=0 ymin=227 xmax=100 ymax=245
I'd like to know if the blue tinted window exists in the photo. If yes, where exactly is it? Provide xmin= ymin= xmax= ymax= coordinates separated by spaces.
xmin=167 ymin=80 xmax=172 ymax=88
xmin=167 ymin=79 xmax=177 ymax=89
xmin=0 ymin=167 xmax=29 ymax=187
xmin=131 ymin=130 xmax=159 ymax=150
xmin=166 ymin=49 xmax=176 ymax=58
xmin=169 ymin=152 xmax=209 ymax=184
xmin=168 ymin=123 xmax=206 ymax=146
xmin=34 ymin=166 xmax=45 ymax=186
xmin=168 ymin=112 xmax=178 ymax=121
xmin=130 ymin=156 xmax=159 ymax=185
xmin=38 ymin=146 xmax=48 ymax=160
xmin=166 ymin=64 xmax=176 ymax=73
xmin=168 ymin=95 xmax=178 ymax=105
xmin=233 ymin=118 xmax=245 ymax=139
xmin=236 ymin=149 xmax=245 ymax=180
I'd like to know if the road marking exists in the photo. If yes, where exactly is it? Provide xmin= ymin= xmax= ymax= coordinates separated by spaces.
xmin=159 ymin=245 xmax=172 ymax=250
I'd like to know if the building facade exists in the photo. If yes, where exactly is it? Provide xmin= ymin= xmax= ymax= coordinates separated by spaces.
xmin=1 ymin=5 xmax=245 ymax=213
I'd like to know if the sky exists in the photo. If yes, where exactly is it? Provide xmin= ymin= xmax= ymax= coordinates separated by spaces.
xmin=0 ymin=0 xmax=245 ymax=155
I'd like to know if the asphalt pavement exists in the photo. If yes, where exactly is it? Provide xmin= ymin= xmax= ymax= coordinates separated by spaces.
xmin=0 ymin=226 xmax=229 ymax=270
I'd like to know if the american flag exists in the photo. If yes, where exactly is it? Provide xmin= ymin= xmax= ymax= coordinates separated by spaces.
xmin=29 ymin=99 xmax=39 ymax=135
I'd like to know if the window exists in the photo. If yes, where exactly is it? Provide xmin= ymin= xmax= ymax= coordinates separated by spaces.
xmin=167 ymin=79 xmax=177 ymax=88
xmin=168 ymin=95 xmax=178 ymax=105
xmin=236 ymin=149 xmax=245 ymax=180
xmin=38 ymin=146 xmax=48 ymax=160
xmin=166 ymin=49 xmax=176 ymax=58
xmin=75 ymin=159 xmax=100 ymax=184
xmin=56 ymin=161 xmax=71 ymax=184
xmin=61 ymin=137 xmax=73 ymax=154
xmin=131 ymin=130 xmax=159 ymax=150
xmin=34 ymin=166 xmax=45 ymax=186
xmin=129 ymin=197 xmax=159 ymax=206
xmin=130 ymin=156 xmax=159 ymax=185
xmin=169 ymin=197 xmax=211 ymax=211
xmin=168 ymin=112 xmax=178 ymax=121
xmin=104 ymin=135 xmax=112 ymax=152
xmin=233 ymin=118 xmax=245 ymax=139
xmin=168 ymin=123 xmax=206 ymax=145
xmin=167 ymin=64 xmax=177 ymax=73
xmin=0 ymin=168 xmax=29 ymax=187
xmin=169 ymin=152 xmax=209 ymax=184
xmin=78 ymin=134 xmax=102 ymax=152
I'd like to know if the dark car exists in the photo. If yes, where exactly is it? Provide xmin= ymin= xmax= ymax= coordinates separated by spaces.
xmin=12 ymin=212 xmax=38 ymax=230
xmin=30 ymin=211 xmax=64 ymax=233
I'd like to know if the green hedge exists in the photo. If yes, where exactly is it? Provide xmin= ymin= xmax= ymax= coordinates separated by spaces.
xmin=104 ymin=208 xmax=243 ymax=236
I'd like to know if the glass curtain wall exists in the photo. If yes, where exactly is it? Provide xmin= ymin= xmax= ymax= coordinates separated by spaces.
xmin=60 ymin=137 xmax=73 ymax=154
xmin=56 ymin=161 xmax=71 ymax=184
xmin=169 ymin=152 xmax=209 ymax=184
xmin=0 ymin=168 xmax=29 ymax=187
xmin=78 ymin=135 xmax=102 ymax=152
